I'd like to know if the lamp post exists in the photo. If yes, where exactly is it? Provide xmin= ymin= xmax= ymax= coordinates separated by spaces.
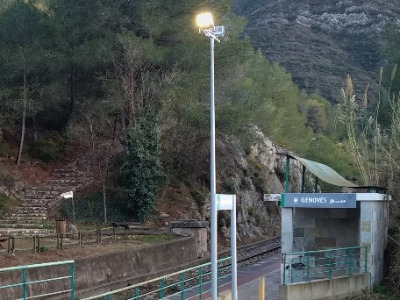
xmin=196 ymin=12 xmax=225 ymax=300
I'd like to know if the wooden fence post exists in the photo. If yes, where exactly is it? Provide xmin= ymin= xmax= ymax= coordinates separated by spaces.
xmin=33 ymin=236 xmax=37 ymax=253
xmin=11 ymin=236 xmax=15 ymax=254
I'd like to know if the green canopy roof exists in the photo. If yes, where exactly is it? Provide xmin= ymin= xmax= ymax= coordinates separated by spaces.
xmin=293 ymin=156 xmax=359 ymax=188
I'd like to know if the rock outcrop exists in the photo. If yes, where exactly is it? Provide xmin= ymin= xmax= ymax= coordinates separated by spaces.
xmin=214 ymin=126 xmax=305 ymax=238
xmin=232 ymin=0 xmax=400 ymax=102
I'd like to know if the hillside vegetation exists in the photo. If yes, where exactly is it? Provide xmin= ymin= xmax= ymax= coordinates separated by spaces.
xmin=232 ymin=0 xmax=400 ymax=103
xmin=0 ymin=0 xmax=360 ymax=225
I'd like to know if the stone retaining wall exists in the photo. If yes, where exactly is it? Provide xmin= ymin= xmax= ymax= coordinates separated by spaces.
xmin=0 ymin=237 xmax=198 ymax=299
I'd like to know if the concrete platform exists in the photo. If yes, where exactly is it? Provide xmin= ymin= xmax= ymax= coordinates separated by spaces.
xmin=166 ymin=253 xmax=281 ymax=300
xmin=238 ymin=267 xmax=280 ymax=300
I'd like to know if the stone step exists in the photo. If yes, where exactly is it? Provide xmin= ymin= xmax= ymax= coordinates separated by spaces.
xmin=43 ymin=178 xmax=87 ymax=184
xmin=26 ymin=190 xmax=63 ymax=195
xmin=19 ymin=199 xmax=48 ymax=206
xmin=5 ymin=216 xmax=48 ymax=223
xmin=22 ymin=194 xmax=56 ymax=200
xmin=39 ymin=184 xmax=85 ymax=190
xmin=53 ymin=168 xmax=83 ymax=175
xmin=0 ymin=223 xmax=45 ymax=229
xmin=8 ymin=212 xmax=48 ymax=218
xmin=13 ymin=207 xmax=48 ymax=214
xmin=0 ymin=228 xmax=55 ymax=236
xmin=52 ymin=171 xmax=87 ymax=178
xmin=2 ymin=157 xmax=95 ymax=235
xmin=0 ymin=218 xmax=46 ymax=224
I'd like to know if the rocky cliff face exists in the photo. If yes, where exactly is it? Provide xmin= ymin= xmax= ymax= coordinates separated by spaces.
xmin=214 ymin=127 xmax=304 ymax=239
xmin=232 ymin=0 xmax=400 ymax=102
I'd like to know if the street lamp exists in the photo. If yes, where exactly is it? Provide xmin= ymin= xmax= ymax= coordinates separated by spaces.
xmin=196 ymin=12 xmax=225 ymax=300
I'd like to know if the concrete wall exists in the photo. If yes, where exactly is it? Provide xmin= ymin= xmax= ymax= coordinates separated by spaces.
xmin=360 ymin=200 xmax=389 ymax=284
xmin=281 ymin=208 xmax=294 ymax=253
xmin=279 ymin=273 xmax=371 ymax=300
xmin=292 ymin=207 xmax=359 ymax=252
xmin=170 ymin=220 xmax=209 ymax=258
xmin=0 ymin=237 xmax=198 ymax=299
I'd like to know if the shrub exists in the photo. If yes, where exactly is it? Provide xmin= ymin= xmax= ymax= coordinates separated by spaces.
xmin=59 ymin=192 xmax=129 ymax=223
xmin=0 ymin=193 xmax=18 ymax=216
xmin=222 ymin=178 xmax=235 ymax=193
xmin=190 ymin=189 xmax=206 ymax=208
xmin=28 ymin=131 xmax=65 ymax=162
xmin=0 ymin=142 xmax=10 ymax=157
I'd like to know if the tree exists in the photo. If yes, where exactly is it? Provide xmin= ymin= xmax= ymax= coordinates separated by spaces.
xmin=305 ymin=99 xmax=329 ymax=133
xmin=121 ymin=111 xmax=165 ymax=222
xmin=48 ymin=0 xmax=121 ymax=117
xmin=0 ymin=0 xmax=55 ymax=165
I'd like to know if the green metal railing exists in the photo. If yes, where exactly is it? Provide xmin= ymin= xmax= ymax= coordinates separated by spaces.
xmin=283 ymin=246 xmax=368 ymax=284
xmin=82 ymin=256 xmax=233 ymax=300
xmin=0 ymin=260 xmax=75 ymax=299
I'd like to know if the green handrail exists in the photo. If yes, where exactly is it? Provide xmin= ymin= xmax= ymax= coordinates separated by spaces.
xmin=159 ymin=279 xmax=164 ymax=299
xmin=82 ymin=256 xmax=232 ymax=300
xmin=286 ymin=246 xmax=365 ymax=256
xmin=364 ymin=247 xmax=368 ymax=273
xmin=180 ymin=272 xmax=185 ymax=300
xmin=283 ymin=254 xmax=286 ymax=284
xmin=283 ymin=246 xmax=368 ymax=284
xmin=22 ymin=268 xmax=27 ymax=299
xmin=328 ymin=250 xmax=332 ymax=279
xmin=198 ymin=266 xmax=203 ymax=300
xmin=0 ymin=260 xmax=75 ymax=300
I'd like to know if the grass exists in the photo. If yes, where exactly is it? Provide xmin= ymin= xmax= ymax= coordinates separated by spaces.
xmin=123 ymin=234 xmax=176 ymax=243
xmin=347 ymin=286 xmax=394 ymax=300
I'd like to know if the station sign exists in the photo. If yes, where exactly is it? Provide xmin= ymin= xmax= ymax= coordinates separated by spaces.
xmin=216 ymin=194 xmax=235 ymax=211
xmin=281 ymin=193 xmax=356 ymax=208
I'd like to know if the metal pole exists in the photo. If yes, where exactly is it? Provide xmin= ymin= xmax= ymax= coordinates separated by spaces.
xmin=210 ymin=36 xmax=218 ymax=300
xmin=285 ymin=155 xmax=290 ymax=193
xmin=231 ymin=196 xmax=237 ymax=300
xmin=258 ymin=277 xmax=265 ymax=300
xmin=72 ymin=196 xmax=76 ymax=224
xmin=314 ymin=177 xmax=319 ymax=193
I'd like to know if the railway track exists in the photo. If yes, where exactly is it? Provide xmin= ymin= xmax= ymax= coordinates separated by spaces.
xmin=91 ymin=237 xmax=282 ymax=300
xmin=163 ymin=237 xmax=281 ymax=299
xmin=237 ymin=236 xmax=281 ymax=263
xmin=216 ymin=236 xmax=281 ymax=277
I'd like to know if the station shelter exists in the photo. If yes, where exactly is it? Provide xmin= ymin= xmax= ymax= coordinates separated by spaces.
xmin=266 ymin=154 xmax=390 ymax=286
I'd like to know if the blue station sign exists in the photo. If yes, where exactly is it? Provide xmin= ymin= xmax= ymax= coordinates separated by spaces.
xmin=281 ymin=193 xmax=357 ymax=208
